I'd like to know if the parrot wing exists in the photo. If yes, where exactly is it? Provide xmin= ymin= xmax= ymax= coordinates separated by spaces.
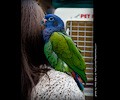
xmin=50 ymin=32 xmax=87 ymax=83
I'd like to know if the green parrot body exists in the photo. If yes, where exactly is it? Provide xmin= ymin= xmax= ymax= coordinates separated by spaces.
xmin=44 ymin=32 xmax=87 ymax=83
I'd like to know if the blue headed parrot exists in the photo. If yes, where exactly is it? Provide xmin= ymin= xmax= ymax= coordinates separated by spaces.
xmin=41 ymin=14 xmax=87 ymax=91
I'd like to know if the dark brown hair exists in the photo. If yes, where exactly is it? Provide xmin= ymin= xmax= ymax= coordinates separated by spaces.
xmin=21 ymin=0 xmax=50 ymax=99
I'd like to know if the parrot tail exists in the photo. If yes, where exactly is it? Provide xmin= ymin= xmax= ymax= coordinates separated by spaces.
xmin=71 ymin=72 xmax=84 ymax=91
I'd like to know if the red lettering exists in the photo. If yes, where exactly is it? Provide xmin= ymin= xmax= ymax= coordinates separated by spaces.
xmin=81 ymin=14 xmax=85 ymax=18
xmin=80 ymin=14 xmax=91 ymax=18
xmin=87 ymin=14 xmax=90 ymax=18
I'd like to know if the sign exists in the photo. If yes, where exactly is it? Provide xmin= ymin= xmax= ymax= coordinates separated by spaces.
xmin=75 ymin=13 xmax=93 ymax=19
xmin=54 ymin=8 xmax=93 ymax=23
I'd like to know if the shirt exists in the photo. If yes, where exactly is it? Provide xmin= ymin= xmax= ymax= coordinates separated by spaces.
xmin=31 ymin=69 xmax=85 ymax=100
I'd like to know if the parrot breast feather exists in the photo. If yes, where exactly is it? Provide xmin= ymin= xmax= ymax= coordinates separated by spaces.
xmin=44 ymin=41 xmax=58 ymax=67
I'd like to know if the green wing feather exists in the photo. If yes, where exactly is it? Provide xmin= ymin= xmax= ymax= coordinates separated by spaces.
xmin=44 ymin=40 xmax=71 ymax=73
xmin=50 ymin=32 xmax=87 ymax=83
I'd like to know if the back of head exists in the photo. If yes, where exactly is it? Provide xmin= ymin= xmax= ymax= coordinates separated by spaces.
xmin=21 ymin=0 xmax=47 ymax=66
xmin=21 ymin=0 xmax=50 ymax=99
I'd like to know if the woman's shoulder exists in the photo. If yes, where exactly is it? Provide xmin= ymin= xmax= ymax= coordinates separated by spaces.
xmin=31 ymin=69 xmax=85 ymax=100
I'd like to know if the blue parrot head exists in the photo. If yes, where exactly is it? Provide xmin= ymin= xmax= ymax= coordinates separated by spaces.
xmin=41 ymin=14 xmax=64 ymax=29
xmin=41 ymin=14 xmax=65 ymax=43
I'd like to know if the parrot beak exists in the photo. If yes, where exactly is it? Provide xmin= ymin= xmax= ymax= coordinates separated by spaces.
xmin=43 ymin=18 xmax=47 ymax=23
xmin=40 ymin=18 xmax=47 ymax=25
xmin=40 ymin=18 xmax=47 ymax=30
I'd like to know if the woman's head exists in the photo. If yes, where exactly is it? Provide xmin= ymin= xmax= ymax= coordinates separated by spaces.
xmin=21 ymin=0 xmax=44 ymax=38
xmin=21 ymin=0 xmax=50 ymax=99
xmin=21 ymin=0 xmax=46 ymax=66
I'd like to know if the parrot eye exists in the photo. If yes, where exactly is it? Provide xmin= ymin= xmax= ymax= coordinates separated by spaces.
xmin=48 ymin=17 xmax=54 ymax=21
